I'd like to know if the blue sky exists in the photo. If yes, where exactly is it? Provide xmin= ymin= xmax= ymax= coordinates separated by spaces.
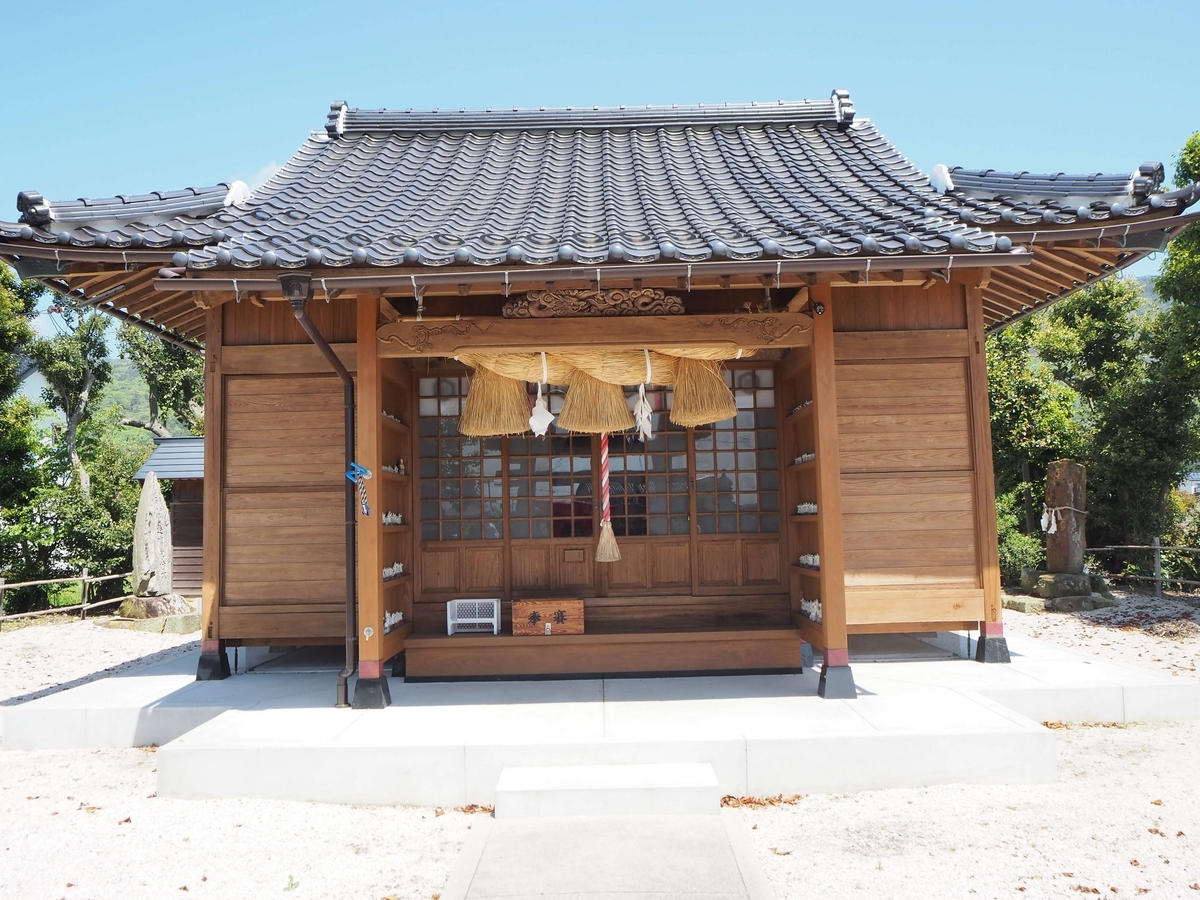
xmin=4 ymin=0 xmax=1197 ymax=301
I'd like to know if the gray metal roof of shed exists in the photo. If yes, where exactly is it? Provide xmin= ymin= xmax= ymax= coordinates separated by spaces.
xmin=134 ymin=436 xmax=204 ymax=481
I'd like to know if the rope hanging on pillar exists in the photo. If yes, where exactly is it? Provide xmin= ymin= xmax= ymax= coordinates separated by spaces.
xmin=595 ymin=432 xmax=620 ymax=562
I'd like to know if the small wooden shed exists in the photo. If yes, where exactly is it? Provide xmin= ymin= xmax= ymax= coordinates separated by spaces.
xmin=134 ymin=436 xmax=205 ymax=596
xmin=3 ymin=91 xmax=1197 ymax=705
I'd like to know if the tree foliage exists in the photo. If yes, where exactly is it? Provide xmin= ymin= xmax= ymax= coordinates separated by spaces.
xmin=25 ymin=304 xmax=112 ymax=497
xmin=117 ymin=324 xmax=204 ymax=436
xmin=0 ymin=267 xmax=42 ymax=513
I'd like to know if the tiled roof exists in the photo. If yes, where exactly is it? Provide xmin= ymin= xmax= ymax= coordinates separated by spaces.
xmin=4 ymin=91 xmax=1194 ymax=274
xmin=134 ymin=436 xmax=204 ymax=481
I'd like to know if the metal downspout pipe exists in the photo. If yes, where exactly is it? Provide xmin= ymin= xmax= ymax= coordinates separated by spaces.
xmin=280 ymin=274 xmax=357 ymax=708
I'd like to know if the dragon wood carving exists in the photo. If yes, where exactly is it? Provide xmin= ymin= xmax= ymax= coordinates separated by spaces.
xmin=703 ymin=315 xmax=812 ymax=345
xmin=503 ymin=287 xmax=685 ymax=318
xmin=379 ymin=320 xmax=492 ymax=353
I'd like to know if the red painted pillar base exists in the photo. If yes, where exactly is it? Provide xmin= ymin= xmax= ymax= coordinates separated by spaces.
xmin=818 ymin=647 xmax=856 ymax=699
xmin=975 ymin=621 xmax=1011 ymax=664
xmin=196 ymin=639 xmax=230 ymax=681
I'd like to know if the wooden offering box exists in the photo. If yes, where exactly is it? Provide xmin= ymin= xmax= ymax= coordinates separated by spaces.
xmin=511 ymin=599 xmax=585 ymax=636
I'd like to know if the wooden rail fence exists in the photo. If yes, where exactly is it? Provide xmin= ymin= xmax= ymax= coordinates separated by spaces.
xmin=0 ymin=570 xmax=133 ymax=629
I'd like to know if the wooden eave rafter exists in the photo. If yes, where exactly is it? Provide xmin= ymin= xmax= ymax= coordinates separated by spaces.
xmin=2 ymin=204 xmax=1195 ymax=341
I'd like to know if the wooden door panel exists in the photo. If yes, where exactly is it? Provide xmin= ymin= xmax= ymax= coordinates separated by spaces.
xmin=651 ymin=541 xmax=691 ymax=589
xmin=556 ymin=544 xmax=594 ymax=591
xmin=464 ymin=546 xmax=504 ymax=592
xmin=698 ymin=541 xmax=739 ymax=586
xmin=607 ymin=543 xmax=651 ymax=591
xmin=742 ymin=539 xmax=782 ymax=587
xmin=512 ymin=545 xmax=552 ymax=590
xmin=421 ymin=546 xmax=460 ymax=592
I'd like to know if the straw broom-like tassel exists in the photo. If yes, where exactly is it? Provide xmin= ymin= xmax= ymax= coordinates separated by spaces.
xmin=595 ymin=431 xmax=621 ymax=562
xmin=458 ymin=366 xmax=531 ymax=436
xmin=670 ymin=357 xmax=737 ymax=427
xmin=557 ymin=369 xmax=634 ymax=434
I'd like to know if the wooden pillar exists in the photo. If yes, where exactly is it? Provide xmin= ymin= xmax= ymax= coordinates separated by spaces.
xmin=965 ymin=277 xmax=1010 ymax=662
xmin=197 ymin=302 xmax=229 ymax=680
xmin=810 ymin=283 xmax=854 ymax=697
xmin=354 ymin=294 xmax=389 ymax=698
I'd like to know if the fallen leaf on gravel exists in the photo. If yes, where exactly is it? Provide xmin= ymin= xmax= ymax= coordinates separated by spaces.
xmin=434 ymin=807 xmax=445 ymax=817
xmin=118 ymin=817 xmax=131 ymax=824
xmin=1151 ymin=799 xmax=1163 ymax=805
xmin=1063 ymin=872 xmax=1074 ymax=877
xmin=453 ymin=804 xmax=494 ymax=814
xmin=722 ymin=794 xmax=802 ymax=808
xmin=1178 ymin=831 xmax=1186 ymax=837
xmin=1072 ymin=888 xmax=1100 ymax=895
xmin=1149 ymin=827 xmax=1164 ymax=836
xmin=26 ymin=795 xmax=38 ymax=800
xmin=769 ymin=847 xmax=791 ymax=856
xmin=1017 ymin=888 xmax=1026 ymax=893
xmin=1136 ymin=889 xmax=1149 ymax=895
xmin=1131 ymin=859 xmax=1140 ymax=866
xmin=1189 ymin=883 xmax=1199 ymax=890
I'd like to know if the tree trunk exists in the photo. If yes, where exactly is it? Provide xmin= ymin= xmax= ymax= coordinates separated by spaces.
xmin=67 ymin=370 xmax=95 ymax=498
xmin=1021 ymin=459 xmax=1037 ymax=533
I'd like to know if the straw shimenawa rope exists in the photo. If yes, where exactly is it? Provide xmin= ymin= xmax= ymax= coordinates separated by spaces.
xmin=457 ymin=348 xmax=753 ymax=436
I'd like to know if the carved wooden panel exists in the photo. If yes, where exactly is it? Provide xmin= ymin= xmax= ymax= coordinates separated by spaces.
xmin=464 ymin=546 xmax=505 ymax=592
xmin=421 ymin=546 xmax=460 ymax=592
xmin=503 ymin=287 xmax=685 ymax=318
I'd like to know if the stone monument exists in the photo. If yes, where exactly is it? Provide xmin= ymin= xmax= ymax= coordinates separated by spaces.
xmin=1023 ymin=459 xmax=1115 ymax=611
xmin=118 ymin=472 xmax=192 ymax=618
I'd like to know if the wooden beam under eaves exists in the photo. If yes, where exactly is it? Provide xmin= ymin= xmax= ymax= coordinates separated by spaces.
xmin=377 ymin=311 xmax=814 ymax=357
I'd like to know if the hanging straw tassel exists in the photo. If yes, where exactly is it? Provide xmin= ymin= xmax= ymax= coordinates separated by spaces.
xmin=670 ymin=357 xmax=737 ymax=427
xmin=458 ymin=366 xmax=531 ymax=436
xmin=595 ymin=431 xmax=621 ymax=562
xmin=557 ymin=368 xmax=634 ymax=434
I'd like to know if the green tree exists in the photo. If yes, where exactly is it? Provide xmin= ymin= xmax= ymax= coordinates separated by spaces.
xmin=117 ymin=324 xmax=205 ymax=436
xmin=987 ymin=318 xmax=1085 ymax=532
xmin=26 ymin=303 xmax=112 ymax=497
xmin=0 ymin=267 xmax=42 ymax=511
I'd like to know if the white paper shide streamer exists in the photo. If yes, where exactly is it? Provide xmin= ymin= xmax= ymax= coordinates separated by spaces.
xmin=529 ymin=351 xmax=555 ymax=436
xmin=633 ymin=349 xmax=654 ymax=442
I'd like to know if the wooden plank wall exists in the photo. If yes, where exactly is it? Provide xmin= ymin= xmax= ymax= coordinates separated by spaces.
xmin=832 ymin=284 xmax=987 ymax=627
xmin=215 ymin=300 xmax=358 ymax=643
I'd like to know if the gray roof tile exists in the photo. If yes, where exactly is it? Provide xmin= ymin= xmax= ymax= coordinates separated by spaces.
xmin=2 ymin=91 xmax=1195 ymax=270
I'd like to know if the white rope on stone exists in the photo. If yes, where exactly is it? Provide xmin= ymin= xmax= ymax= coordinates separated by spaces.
xmin=1041 ymin=503 xmax=1086 ymax=535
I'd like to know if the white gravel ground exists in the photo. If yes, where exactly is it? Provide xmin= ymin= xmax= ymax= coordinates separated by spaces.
xmin=3 ymin=600 xmax=1200 ymax=899
xmin=742 ymin=721 xmax=1200 ymax=899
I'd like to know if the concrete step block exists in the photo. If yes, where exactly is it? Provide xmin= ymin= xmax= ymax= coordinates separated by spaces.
xmin=494 ymin=763 xmax=721 ymax=818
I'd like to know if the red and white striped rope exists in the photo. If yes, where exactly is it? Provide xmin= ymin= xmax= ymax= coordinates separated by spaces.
xmin=599 ymin=431 xmax=611 ymax=523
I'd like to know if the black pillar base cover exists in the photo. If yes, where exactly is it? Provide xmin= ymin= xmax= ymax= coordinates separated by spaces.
xmin=817 ymin=663 xmax=856 ymax=699
xmin=390 ymin=651 xmax=406 ymax=679
xmin=800 ymin=642 xmax=814 ymax=671
xmin=352 ymin=676 xmax=392 ymax=709
xmin=975 ymin=635 xmax=1012 ymax=664
xmin=196 ymin=648 xmax=231 ymax=681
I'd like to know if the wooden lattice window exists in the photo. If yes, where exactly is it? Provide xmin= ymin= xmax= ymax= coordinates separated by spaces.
xmin=418 ymin=375 xmax=503 ymax=541
xmin=508 ymin=387 xmax=594 ymax=539
xmin=608 ymin=386 xmax=691 ymax=537
xmin=694 ymin=368 xmax=779 ymax=534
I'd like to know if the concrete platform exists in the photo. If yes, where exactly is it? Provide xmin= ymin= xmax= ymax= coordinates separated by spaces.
xmin=494 ymin=763 xmax=722 ymax=818
xmin=6 ymin=633 xmax=1200 ymax=805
